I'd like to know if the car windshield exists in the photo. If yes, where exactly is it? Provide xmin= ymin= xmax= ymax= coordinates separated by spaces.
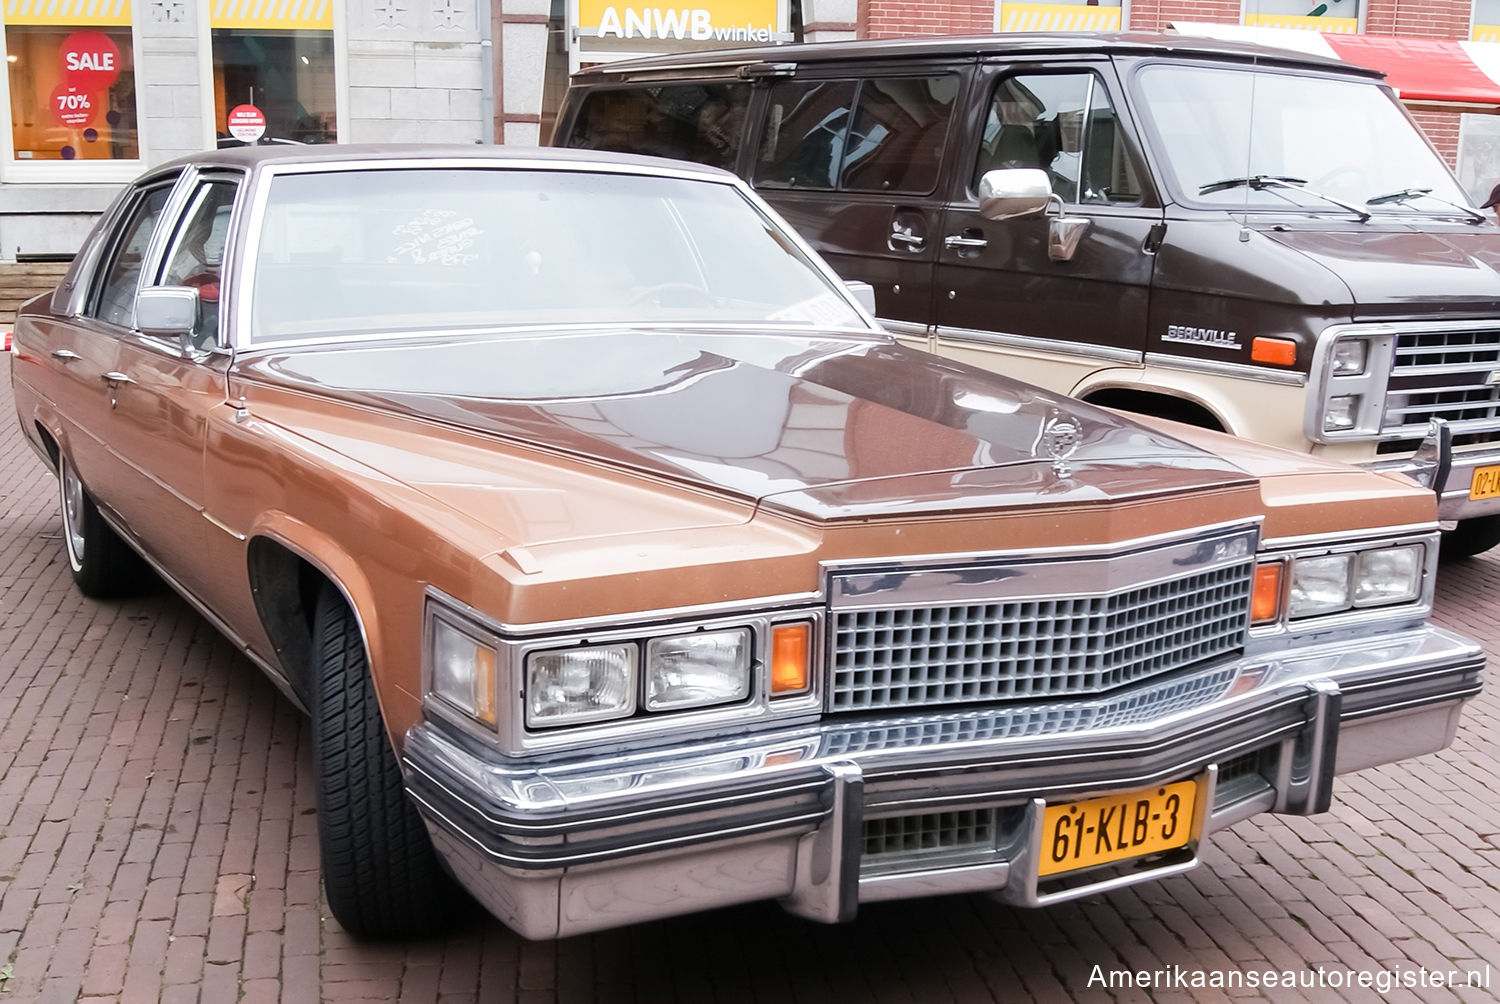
xmin=1133 ymin=64 xmax=1470 ymax=213
xmin=248 ymin=167 xmax=866 ymax=344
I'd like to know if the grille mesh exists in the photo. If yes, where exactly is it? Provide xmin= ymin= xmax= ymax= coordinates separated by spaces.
xmin=1383 ymin=328 xmax=1500 ymax=447
xmin=831 ymin=563 xmax=1251 ymax=713
xmin=863 ymin=809 xmax=996 ymax=861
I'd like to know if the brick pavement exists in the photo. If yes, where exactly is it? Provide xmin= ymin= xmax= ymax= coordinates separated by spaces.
xmin=2 ymin=351 xmax=1499 ymax=1003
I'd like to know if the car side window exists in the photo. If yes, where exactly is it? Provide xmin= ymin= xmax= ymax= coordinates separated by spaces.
xmin=160 ymin=180 xmax=239 ymax=348
xmin=88 ymin=186 xmax=174 ymax=329
xmin=975 ymin=72 xmax=1141 ymax=206
xmin=565 ymin=84 xmax=751 ymax=172
xmin=755 ymin=76 xmax=956 ymax=195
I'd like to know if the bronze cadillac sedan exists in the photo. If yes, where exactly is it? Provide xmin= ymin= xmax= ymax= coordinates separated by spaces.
xmin=9 ymin=146 xmax=1483 ymax=940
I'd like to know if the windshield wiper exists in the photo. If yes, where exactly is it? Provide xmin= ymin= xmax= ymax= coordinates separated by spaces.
xmin=1366 ymin=187 xmax=1487 ymax=223
xmin=1198 ymin=174 xmax=1371 ymax=222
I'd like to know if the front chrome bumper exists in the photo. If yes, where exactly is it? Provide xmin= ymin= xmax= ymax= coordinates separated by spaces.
xmin=1367 ymin=422 xmax=1500 ymax=521
xmin=403 ymin=624 xmax=1482 ymax=939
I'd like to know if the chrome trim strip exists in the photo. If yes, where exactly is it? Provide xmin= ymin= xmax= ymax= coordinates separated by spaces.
xmin=1142 ymin=351 xmax=1306 ymax=387
xmin=879 ymin=318 xmax=930 ymax=340
xmin=937 ymin=325 xmax=1143 ymax=364
xmin=1258 ymin=522 xmax=1437 ymax=549
xmin=202 ymin=510 xmax=248 ymax=541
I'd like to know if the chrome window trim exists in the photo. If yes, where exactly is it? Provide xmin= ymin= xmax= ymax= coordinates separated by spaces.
xmin=1142 ymin=351 xmax=1307 ymax=387
xmin=232 ymin=158 xmax=878 ymax=352
xmin=936 ymin=325 xmax=1142 ymax=364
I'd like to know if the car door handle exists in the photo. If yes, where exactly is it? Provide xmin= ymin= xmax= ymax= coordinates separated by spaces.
xmin=51 ymin=349 xmax=80 ymax=361
xmin=889 ymin=231 xmax=926 ymax=249
xmin=944 ymin=235 xmax=989 ymax=250
xmin=101 ymin=371 xmax=134 ymax=386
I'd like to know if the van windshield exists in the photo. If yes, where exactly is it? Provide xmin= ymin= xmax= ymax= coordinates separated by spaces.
xmin=1133 ymin=64 xmax=1469 ymax=214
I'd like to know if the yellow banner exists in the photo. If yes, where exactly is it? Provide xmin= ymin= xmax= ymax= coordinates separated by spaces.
xmin=998 ymin=3 xmax=1121 ymax=33
xmin=1474 ymin=23 xmax=1500 ymax=42
xmin=1243 ymin=13 xmax=1358 ymax=32
xmin=211 ymin=0 xmax=332 ymax=31
xmin=4 ymin=0 xmax=131 ymax=27
xmin=578 ymin=0 xmax=779 ymax=41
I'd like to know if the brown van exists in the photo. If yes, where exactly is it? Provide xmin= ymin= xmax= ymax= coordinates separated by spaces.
xmin=555 ymin=32 xmax=1500 ymax=555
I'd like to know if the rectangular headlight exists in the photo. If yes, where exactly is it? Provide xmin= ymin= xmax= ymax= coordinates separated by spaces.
xmin=645 ymin=629 xmax=751 ymax=711
xmin=1330 ymin=338 xmax=1368 ymax=376
xmin=1354 ymin=545 xmax=1423 ymax=607
xmin=431 ymin=616 xmax=497 ymax=726
xmin=527 ymin=644 xmax=636 ymax=727
xmin=1323 ymin=395 xmax=1360 ymax=432
xmin=1288 ymin=553 xmax=1352 ymax=618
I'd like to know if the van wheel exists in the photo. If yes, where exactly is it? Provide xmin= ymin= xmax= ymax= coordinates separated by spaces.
xmin=1440 ymin=516 xmax=1500 ymax=559
xmin=313 ymin=582 xmax=459 ymax=936
xmin=58 ymin=455 xmax=147 ymax=598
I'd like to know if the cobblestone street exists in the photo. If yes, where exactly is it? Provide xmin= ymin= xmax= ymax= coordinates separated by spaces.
xmin=2 ymin=351 xmax=1499 ymax=1003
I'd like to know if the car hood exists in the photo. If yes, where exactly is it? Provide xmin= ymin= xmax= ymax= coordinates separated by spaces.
xmin=237 ymin=329 xmax=1255 ymax=520
xmin=1259 ymin=225 xmax=1500 ymax=313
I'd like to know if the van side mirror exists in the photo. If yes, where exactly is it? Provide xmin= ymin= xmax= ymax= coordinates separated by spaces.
xmin=136 ymin=286 xmax=200 ymax=346
xmin=843 ymin=280 xmax=877 ymax=315
xmin=977 ymin=168 xmax=1052 ymax=221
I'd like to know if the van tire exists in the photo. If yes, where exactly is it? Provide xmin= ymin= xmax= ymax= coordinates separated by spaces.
xmin=1440 ymin=516 xmax=1500 ymax=560
xmin=312 ymin=582 xmax=459 ymax=936
xmin=58 ymin=455 xmax=149 ymax=598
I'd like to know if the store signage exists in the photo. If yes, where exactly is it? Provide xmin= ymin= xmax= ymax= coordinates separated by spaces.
xmin=227 ymin=104 xmax=267 ymax=142
xmin=50 ymin=84 xmax=96 ymax=128
xmin=578 ymin=0 xmax=781 ymax=42
xmin=60 ymin=30 xmax=121 ymax=90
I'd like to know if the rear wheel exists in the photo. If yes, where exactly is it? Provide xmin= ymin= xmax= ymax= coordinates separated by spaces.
xmin=1440 ymin=515 xmax=1500 ymax=559
xmin=58 ymin=455 xmax=148 ymax=598
xmin=312 ymin=582 xmax=460 ymax=936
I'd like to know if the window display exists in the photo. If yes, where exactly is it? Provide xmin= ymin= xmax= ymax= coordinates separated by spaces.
xmin=5 ymin=14 xmax=139 ymax=162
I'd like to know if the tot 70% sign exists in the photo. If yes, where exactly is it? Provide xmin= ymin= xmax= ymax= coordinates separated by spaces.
xmin=49 ymin=31 xmax=121 ymax=129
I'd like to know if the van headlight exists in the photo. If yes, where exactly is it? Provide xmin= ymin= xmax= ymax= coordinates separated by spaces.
xmin=1287 ymin=543 xmax=1424 ymax=619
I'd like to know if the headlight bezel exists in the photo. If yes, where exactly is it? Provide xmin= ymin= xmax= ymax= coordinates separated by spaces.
xmin=1305 ymin=328 xmax=1396 ymax=444
xmin=1252 ymin=531 xmax=1435 ymax=637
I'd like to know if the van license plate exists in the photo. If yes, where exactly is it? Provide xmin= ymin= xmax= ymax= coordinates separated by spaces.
xmin=1471 ymin=465 xmax=1500 ymax=500
xmin=1039 ymin=779 xmax=1198 ymax=877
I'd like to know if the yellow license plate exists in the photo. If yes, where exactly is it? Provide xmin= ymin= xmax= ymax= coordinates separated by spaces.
xmin=1039 ymin=779 xmax=1198 ymax=877
xmin=1471 ymin=464 xmax=1500 ymax=501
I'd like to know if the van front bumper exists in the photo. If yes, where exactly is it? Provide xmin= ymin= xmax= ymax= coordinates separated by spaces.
xmin=402 ymin=625 xmax=1481 ymax=939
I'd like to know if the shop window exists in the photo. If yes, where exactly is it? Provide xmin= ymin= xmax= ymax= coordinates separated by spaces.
xmin=211 ymin=5 xmax=335 ymax=146
xmin=4 ymin=5 xmax=139 ymax=162
xmin=996 ymin=0 xmax=1121 ymax=33
xmin=1242 ymin=0 xmax=1359 ymax=32
xmin=1476 ymin=0 xmax=1500 ymax=40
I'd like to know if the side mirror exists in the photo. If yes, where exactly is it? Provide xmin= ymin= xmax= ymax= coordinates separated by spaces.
xmin=977 ymin=168 xmax=1053 ymax=221
xmin=136 ymin=286 xmax=200 ymax=345
xmin=843 ymin=280 xmax=878 ymax=315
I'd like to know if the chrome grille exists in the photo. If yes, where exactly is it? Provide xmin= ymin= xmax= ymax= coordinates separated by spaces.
xmin=1382 ymin=327 xmax=1500 ymax=447
xmin=830 ymin=563 xmax=1251 ymax=713
xmin=864 ymin=809 xmax=996 ymax=860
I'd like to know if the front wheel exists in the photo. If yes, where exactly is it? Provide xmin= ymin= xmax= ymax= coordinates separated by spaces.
xmin=312 ymin=582 xmax=461 ymax=936
xmin=58 ymin=455 xmax=148 ymax=598
xmin=1440 ymin=515 xmax=1500 ymax=559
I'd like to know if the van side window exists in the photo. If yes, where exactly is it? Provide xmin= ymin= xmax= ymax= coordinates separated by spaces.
xmin=976 ymin=73 xmax=1140 ymax=206
xmin=565 ymin=84 xmax=751 ymax=171
xmin=756 ymin=76 xmax=957 ymax=195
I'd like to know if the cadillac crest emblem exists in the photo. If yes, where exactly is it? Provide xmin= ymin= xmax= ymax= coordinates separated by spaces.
xmin=1042 ymin=409 xmax=1082 ymax=477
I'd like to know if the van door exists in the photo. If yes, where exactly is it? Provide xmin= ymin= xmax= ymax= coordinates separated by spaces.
xmin=932 ymin=62 xmax=1163 ymax=392
xmin=748 ymin=65 xmax=971 ymax=347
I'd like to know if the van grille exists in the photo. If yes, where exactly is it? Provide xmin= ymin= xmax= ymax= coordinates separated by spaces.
xmin=1381 ymin=327 xmax=1500 ymax=448
xmin=829 ymin=563 xmax=1251 ymax=713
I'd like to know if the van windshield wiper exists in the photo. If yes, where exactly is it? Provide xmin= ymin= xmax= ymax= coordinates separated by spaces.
xmin=1366 ymin=187 xmax=1486 ymax=223
xmin=1198 ymin=174 xmax=1371 ymax=222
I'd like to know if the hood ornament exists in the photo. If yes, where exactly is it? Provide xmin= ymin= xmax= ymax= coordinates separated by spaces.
xmin=1042 ymin=408 xmax=1082 ymax=477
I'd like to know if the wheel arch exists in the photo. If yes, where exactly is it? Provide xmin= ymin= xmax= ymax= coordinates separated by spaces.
xmin=1073 ymin=374 xmax=1232 ymax=433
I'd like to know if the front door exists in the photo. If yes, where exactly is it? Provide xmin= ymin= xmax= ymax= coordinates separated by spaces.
xmin=932 ymin=63 xmax=1163 ymax=393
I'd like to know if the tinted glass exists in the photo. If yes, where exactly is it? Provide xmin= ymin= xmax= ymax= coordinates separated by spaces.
xmin=840 ymin=76 xmax=957 ymax=194
xmin=566 ymin=84 xmax=752 ymax=171
xmin=250 ymin=168 xmax=866 ymax=343
xmin=755 ymin=80 xmax=857 ymax=190
xmin=90 ymin=186 xmax=172 ymax=328
xmin=975 ymin=73 xmax=1140 ymax=204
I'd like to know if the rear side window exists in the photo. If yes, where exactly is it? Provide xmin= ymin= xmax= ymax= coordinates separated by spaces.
xmin=565 ymin=84 xmax=751 ymax=172
xmin=975 ymin=72 xmax=1141 ymax=205
xmin=755 ymin=76 xmax=957 ymax=195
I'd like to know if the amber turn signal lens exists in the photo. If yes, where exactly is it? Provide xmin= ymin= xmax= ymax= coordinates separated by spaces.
xmin=1251 ymin=337 xmax=1297 ymax=366
xmin=770 ymin=623 xmax=810 ymax=695
xmin=1252 ymin=562 xmax=1283 ymax=624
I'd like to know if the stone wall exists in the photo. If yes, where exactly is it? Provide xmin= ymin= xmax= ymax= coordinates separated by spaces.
xmin=346 ymin=3 xmax=486 ymax=144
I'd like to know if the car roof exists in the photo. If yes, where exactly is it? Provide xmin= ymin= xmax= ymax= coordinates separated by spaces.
xmin=570 ymin=30 xmax=1379 ymax=82
xmin=143 ymin=144 xmax=741 ymax=185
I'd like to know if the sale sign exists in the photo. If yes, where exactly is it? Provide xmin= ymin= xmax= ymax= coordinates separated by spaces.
xmin=227 ymin=104 xmax=266 ymax=143
xmin=51 ymin=84 xmax=96 ymax=128
xmin=60 ymin=31 xmax=121 ymax=90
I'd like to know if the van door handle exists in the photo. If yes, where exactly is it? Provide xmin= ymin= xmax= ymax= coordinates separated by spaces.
xmin=889 ymin=231 xmax=926 ymax=249
xmin=101 ymin=371 xmax=134 ymax=386
xmin=944 ymin=235 xmax=989 ymax=250
xmin=51 ymin=349 xmax=80 ymax=361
